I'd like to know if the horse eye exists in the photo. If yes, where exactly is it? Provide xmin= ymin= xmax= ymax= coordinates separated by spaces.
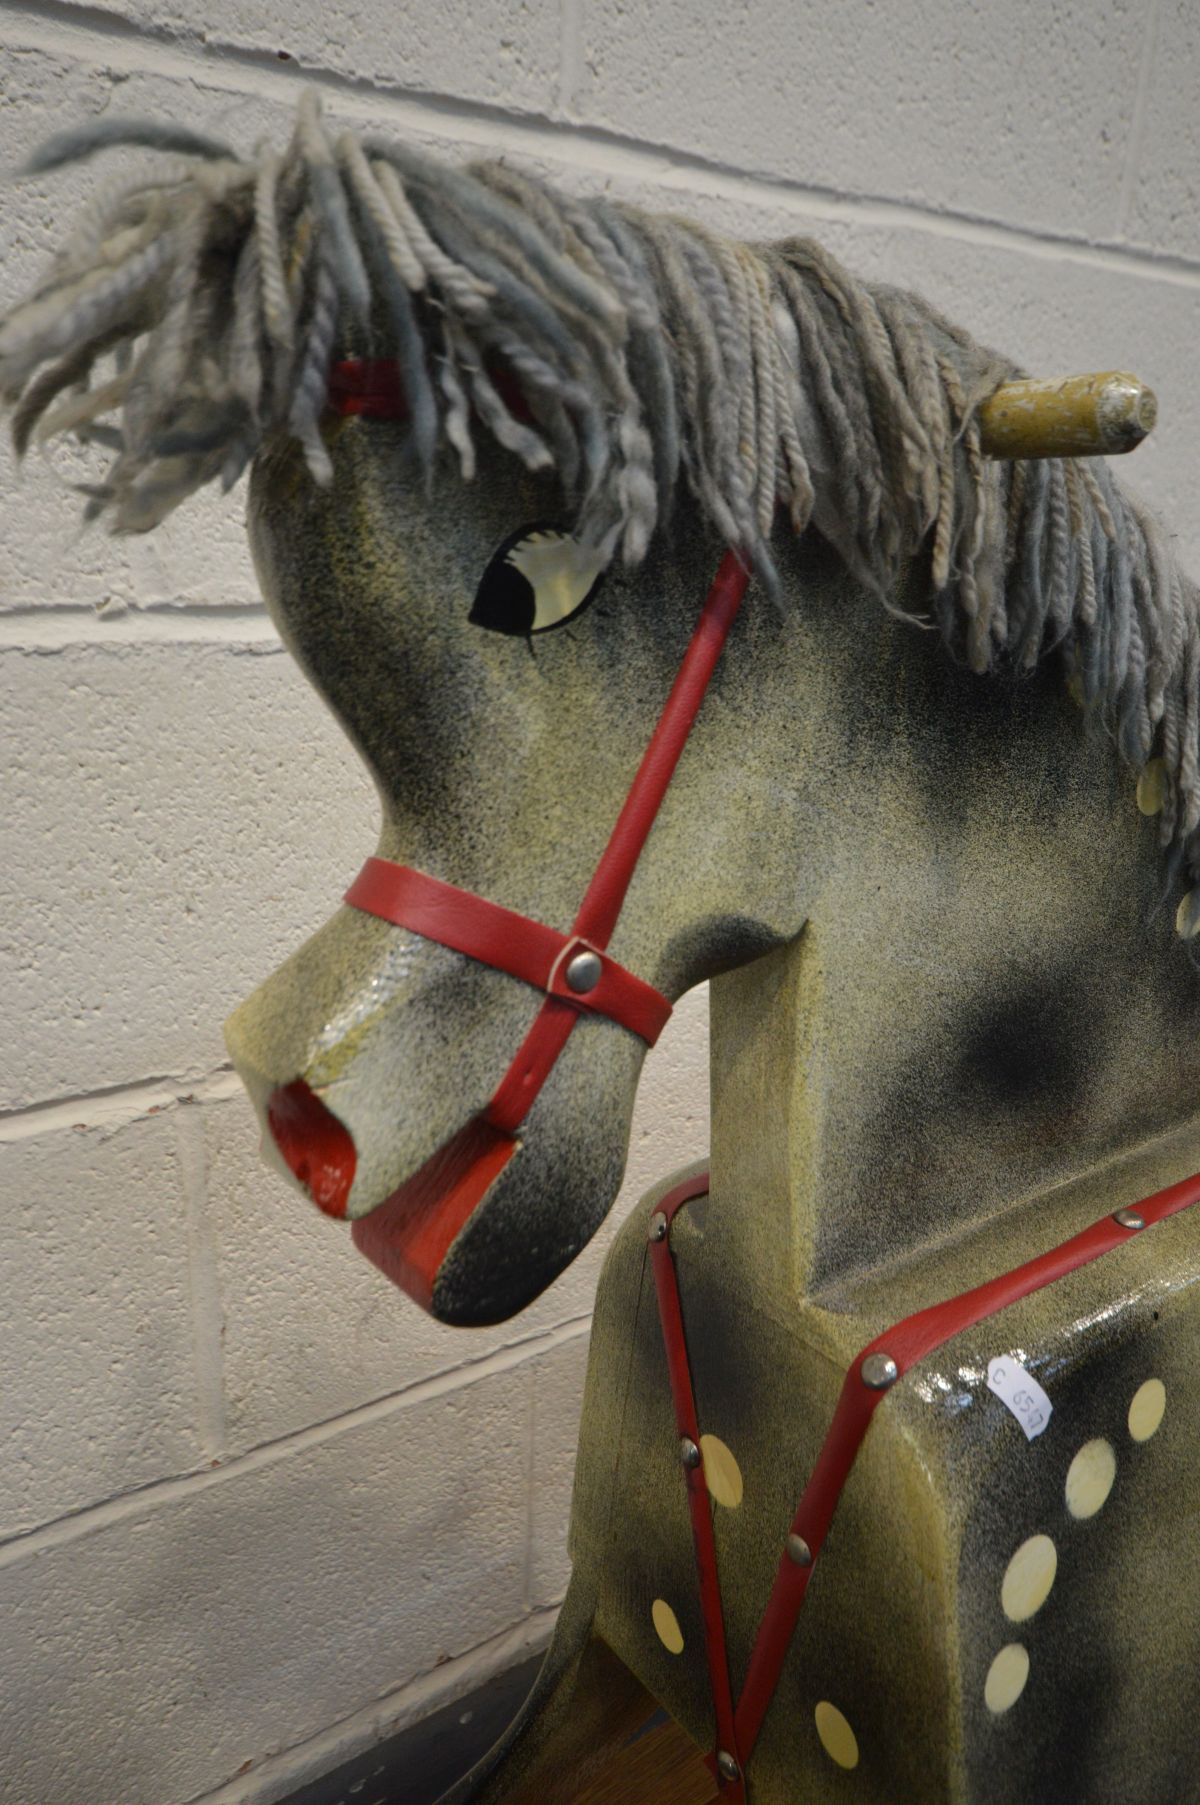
xmin=469 ymin=525 xmax=606 ymax=637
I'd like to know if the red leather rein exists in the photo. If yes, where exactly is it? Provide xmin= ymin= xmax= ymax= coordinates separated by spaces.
xmin=341 ymin=496 xmax=749 ymax=1306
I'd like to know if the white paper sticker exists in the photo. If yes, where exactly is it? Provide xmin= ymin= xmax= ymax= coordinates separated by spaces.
xmin=987 ymin=1356 xmax=1052 ymax=1441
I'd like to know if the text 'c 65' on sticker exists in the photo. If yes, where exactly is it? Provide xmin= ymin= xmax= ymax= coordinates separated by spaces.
xmin=987 ymin=1356 xmax=1053 ymax=1441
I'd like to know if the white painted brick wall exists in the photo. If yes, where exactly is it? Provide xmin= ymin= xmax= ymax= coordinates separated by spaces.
xmin=1 ymin=1114 xmax=200 ymax=1535
xmin=2 ymin=3 xmax=1197 ymax=1800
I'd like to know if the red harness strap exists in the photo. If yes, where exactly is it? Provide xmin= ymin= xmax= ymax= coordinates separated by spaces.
xmin=343 ymin=549 xmax=749 ymax=1305
xmin=344 ymin=863 xmax=672 ymax=1046
xmin=652 ymin=1163 xmax=1200 ymax=1788
xmin=651 ymin=1171 xmax=746 ymax=1798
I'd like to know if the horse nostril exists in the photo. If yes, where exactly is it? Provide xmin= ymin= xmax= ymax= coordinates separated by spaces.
xmin=266 ymin=1079 xmax=357 ymax=1219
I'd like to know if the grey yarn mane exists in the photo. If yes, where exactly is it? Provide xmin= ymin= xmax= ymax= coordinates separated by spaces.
xmin=4 ymin=92 xmax=1200 ymax=894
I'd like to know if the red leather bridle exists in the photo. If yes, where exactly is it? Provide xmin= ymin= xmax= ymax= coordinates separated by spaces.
xmin=345 ymin=548 xmax=747 ymax=1309
xmin=318 ymin=363 xmax=751 ymax=1311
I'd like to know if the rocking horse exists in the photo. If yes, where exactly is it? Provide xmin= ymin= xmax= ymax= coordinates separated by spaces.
xmin=4 ymin=92 xmax=1199 ymax=1804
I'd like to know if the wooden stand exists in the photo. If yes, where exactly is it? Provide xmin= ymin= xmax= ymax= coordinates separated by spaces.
xmin=498 ymin=1640 xmax=717 ymax=1805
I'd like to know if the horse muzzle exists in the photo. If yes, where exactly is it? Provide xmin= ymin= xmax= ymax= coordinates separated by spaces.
xmin=265 ymin=1072 xmax=517 ymax=1311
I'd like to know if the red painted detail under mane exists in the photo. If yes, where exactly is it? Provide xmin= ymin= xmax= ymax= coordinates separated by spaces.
xmin=328 ymin=359 xmax=534 ymax=424
xmin=327 ymin=359 xmax=409 ymax=419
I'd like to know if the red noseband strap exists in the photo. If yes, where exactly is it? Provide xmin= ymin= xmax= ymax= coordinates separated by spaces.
xmin=344 ymin=861 xmax=673 ymax=1045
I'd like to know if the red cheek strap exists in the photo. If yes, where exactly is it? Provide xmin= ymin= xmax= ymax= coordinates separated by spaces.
xmin=344 ymin=859 xmax=673 ymax=1045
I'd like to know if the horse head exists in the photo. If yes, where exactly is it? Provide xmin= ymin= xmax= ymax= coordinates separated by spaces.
xmin=5 ymin=93 xmax=1198 ymax=1329
xmin=232 ymin=441 xmax=797 ymax=1323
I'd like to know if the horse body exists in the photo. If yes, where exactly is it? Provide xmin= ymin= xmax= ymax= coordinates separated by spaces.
xmin=240 ymin=422 xmax=1200 ymax=1795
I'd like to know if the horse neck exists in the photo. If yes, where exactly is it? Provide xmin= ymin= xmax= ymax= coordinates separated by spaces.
xmin=705 ymin=540 xmax=1200 ymax=1305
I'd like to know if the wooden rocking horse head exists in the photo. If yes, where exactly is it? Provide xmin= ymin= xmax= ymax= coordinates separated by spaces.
xmin=3 ymin=92 xmax=1196 ymax=1335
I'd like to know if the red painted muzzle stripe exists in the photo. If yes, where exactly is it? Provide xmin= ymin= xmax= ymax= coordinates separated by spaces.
xmin=650 ymin=1165 xmax=1200 ymax=1780
xmin=349 ymin=1117 xmax=518 ymax=1313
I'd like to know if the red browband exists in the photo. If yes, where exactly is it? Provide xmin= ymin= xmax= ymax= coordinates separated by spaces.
xmin=328 ymin=358 xmax=409 ymax=418
xmin=328 ymin=356 xmax=531 ymax=423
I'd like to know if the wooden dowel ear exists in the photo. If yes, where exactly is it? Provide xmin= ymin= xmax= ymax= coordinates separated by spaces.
xmin=980 ymin=372 xmax=1157 ymax=460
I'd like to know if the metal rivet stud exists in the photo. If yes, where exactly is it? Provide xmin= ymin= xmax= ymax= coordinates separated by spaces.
xmin=716 ymin=1751 xmax=741 ymax=1785
xmin=786 ymin=1533 xmax=813 ymax=1567
xmin=565 ymin=949 xmax=603 ymax=994
xmin=861 ymin=1352 xmax=899 ymax=1390
xmin=680 ymin=1437 xmax=702 ymax=1470
xmin=1113 ymin=1207 xmax=1145 ymax=1230
xmin=648 ymin=1211 xmax=668 ymax=1244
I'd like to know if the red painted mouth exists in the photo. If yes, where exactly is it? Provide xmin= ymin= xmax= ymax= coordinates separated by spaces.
xmin=267 ymin=1078 xmax=357 ymax=1217
xmin=350 ymin=1117 xmax=518 ymax=1312
xmin=266 ymin=1077 xmax=517 ymax=1312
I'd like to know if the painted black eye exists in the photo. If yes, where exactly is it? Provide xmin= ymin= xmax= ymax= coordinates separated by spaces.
xmin=470 ymin=524 xmax=606 ymax=636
